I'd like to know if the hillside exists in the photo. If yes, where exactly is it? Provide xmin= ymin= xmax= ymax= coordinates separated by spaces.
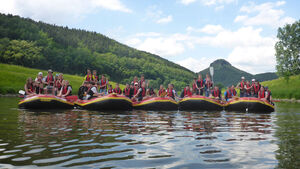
xmin=199 ymin=59 xmax=278 ymax=86
xmin=262 ymin=75 xmax=300 ymax=99
xmin=0 ymin=63 xmax=123 ymax=94
xmin=0 ymin=13 xmax=195 ymax=90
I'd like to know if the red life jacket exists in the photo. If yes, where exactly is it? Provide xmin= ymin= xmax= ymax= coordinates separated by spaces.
xmin=27 ymin=84 xmax=34 ymax=93
xmin=134 ymin=88 xmax=138 ymax=95
xmin=62 ymin=85 xmax=68 ymax=95
xmin=258 ymin=90 xmax=265 ymax=99
xmin=246 ymin=84 xmax=251 ymax=93
xmin=86 ymin=74 xmax=93 ymax=82
xmin=230 ymin=89 xmax=236 ymax=96
xmin=253 ymin=84 xmax=259 ymax=93
xmin=140 ymin=88 xmax=146 ymax=97
xmin=240 ymin=82 xmax=244 ymax=89
xmin=114 ymin=88 xmax=122 ymax=94
xmin=94 ymin=75 xmax=98 ymax=81
xmin=192 ymin=82 xmax=197 ymax=91
xmin=108 ymin=89 xmax=113 ymax=94
xmin=213 ymin=89 xmax=220 ymax=97
xmin=227 ymin=90 xmax=232 ymax=98
xmin=184 ymin=88 xmax=192 ymax=97
xmin=206 ymin=80 xmax=212 ymax=88
xmin=167 ymin=89 xmax=174 ymax=97
xmin=197 ymin=79 xmax=203 ymax=87
xmin=158 ymin=89 xmax=165 ymax=96
xmin=124 ymin=88 xmax=130 ymax=96
xmin=139 ymin=80 xmax=145 ymax=87
xmin=55 ymin=79 xmax=62 ymax=89
xmin=46 ymin=75 xmax=53 ymax=82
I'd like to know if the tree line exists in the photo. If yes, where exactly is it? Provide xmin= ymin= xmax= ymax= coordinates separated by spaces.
xmin=0 ymin=13 xmax=196 ymax=90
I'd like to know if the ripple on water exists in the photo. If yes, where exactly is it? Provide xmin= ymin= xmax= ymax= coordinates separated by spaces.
xmin=23 ymin=148 xmax=46 ymax=154
xmin=11 ymin=157 xmax=31 ymax=161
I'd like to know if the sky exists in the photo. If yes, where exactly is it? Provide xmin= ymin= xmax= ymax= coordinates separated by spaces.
xmin=0 ymin=0 xmax=299 ymax=74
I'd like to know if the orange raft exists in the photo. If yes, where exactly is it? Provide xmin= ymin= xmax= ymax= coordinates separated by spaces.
xmin=224 ymin=97 xmax=274 ymax=113
xmin=179 ymin=96 xmax=224 ymax=111
xmin=133 ymin=97 xmax=178 ymax=111
xmin=75 ymin=94 xmax=133 ymax=111
xmin=18 ymin=95 xmax=76 ymax=109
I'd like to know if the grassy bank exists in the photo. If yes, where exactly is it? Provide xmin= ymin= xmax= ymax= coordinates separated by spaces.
xmin=0 ymin=63 xmax=123 ymax=95
xmin=262 ymin=75 xmax=300 ymax=99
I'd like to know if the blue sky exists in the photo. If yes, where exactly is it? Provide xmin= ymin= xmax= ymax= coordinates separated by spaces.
xmin=1 ymin=0 xmax=299 ymax=74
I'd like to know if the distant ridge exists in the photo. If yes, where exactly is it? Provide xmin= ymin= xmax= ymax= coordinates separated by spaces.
xmin=199 ymin=59 xmax=278 ymax=87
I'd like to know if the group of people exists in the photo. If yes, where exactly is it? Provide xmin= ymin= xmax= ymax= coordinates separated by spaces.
xmin=24 ymin=69 xmax=272 ymax=103
xmin=24 ymin=69 xmax=72 ymax=97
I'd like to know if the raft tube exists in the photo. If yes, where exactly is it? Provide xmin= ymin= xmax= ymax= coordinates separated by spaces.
xmin=75 ymin=94 xmax=133 ymax=111
xmin=18 ymin=95 xmax=75 ymax=109
xmin=179 ymin=96 xmax=223 ymax=111
xmin=224 ymin=97 xmax=274 ymax=113
xmin=133 ymin=97 xmax=178 ymax=111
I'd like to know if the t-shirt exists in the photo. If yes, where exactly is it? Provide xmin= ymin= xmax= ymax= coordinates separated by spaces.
xmin=91 ymin=86 xmax=97 ymax=94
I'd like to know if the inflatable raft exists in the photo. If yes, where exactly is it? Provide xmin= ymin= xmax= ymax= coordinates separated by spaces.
xmin=179 ymin=96 xmax=223 ymax=111
xmin=133 ymin=97 xmax=178 ymax=111
xmin=18 ymin=95 xmax=75 ymax=109
xmin=225 ymin=97 xmax=274 ymax=112
xmin=75 ymin=94 xmax=132 ymax=111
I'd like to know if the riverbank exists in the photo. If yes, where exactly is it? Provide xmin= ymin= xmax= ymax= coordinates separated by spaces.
xmin=0 ymin=63 xmax=122 ymax=94
xmin=261 ymin=74 xmax=300 ymax=100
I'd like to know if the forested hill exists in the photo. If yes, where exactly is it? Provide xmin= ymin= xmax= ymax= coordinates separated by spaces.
xmin=0 ymin=13 xmax=195 ymax=90
xmin=199 ymin=59 xmax=278 ymax=87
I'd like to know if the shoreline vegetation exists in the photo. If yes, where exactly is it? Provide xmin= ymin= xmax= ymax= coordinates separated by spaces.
xmin=0 ymin=63 xmax=123 ymax=95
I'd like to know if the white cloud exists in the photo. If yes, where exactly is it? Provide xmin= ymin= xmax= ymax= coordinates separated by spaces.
xmin=176 ymin=57 xmax=216 ymax=72
xmin=235 ymin=1 xmax=295 ymax=28
xmin=137 ymin=37 xmax=185 ymax=57
xmin=144 ymin=6 xmax=173 ymax=24
xmin=0 ymin=0 xmax=131 ymax=24
xmin=156 ymin=15 xmax=173 ymax=24
xmin=180 ymin=0 xmax=236 ymax=6
xmin=187 ymin=24 xmax=224 ymax=34
xmin=180 ymin=0 xmax=197 ymax=5
xmin=228 ymin=45 xmax=276 ymax=73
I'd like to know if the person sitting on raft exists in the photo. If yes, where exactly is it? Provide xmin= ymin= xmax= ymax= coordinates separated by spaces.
xmin=265 ymin=86 xmax=273 ymax=104
xmin=92 ymin=70 xmax=98 ymax=82
xmin=84 ymin=69 xmax=93 ymax=82
xmin=123 ymin=84 xmax=131 ymax=98
xmin=147 ymin=87 xmax=156 ymax=97
xmin=78 ymin=81 xmax=89 ymax=100
xmin=133 ymin=81 xmax=147 ymax=101
xmin=107 ymin=85 xmax=113 ymax=94
xmin=138 ymin=74 xmax=145 ymax=88
xmin=24 ymin=77 xmax=36 ymax=97
xmin=205 ymin=74 xmax=213 ymax=97
xmin=84 ymin=81 xmax=101 ymax=100
xmin=258 ymin=86 xmax=266 ymax=100
xmin=224 ymin=86 xmax=233 ymax=101
xmin=34 ymin=72 xmax=44 ymax=94
xmin=43 ymin=69 xmax=55 ymax=95
xmin=158 ymin=84 xmax=166 ymax=97
xmin=211 ymin=86 xmax=221 ymax=100
xmin=196 ymin=74 xmax=205 ymax=96
xmin=167 ymin=84 xmax=178 ymax=100
xmin=236 ymin=76 xmax=246 ymax=97
xmin=192 ymin=78 xmax=197 ymax=94
xmin=244 ymin=80 xmax=252 ymax=97
xmin=180 ymin=85 xmax=192 ymax=98
xmin=58 ymin=80 xmax=72 ymax=97
xmin=252 ymin=80 xmax=260 ymax=98
xmin=230 ymin=85 xmax=237 ymax=97
xmin=131 ymin=76 xmax=139 ymax=86
xmin=54 ymin=73 xmax=63 ymax=95
xmin=99 ymin=75 xmax=108 ymax=95
xmin=114 ymin=83 xmax=122 ymax=94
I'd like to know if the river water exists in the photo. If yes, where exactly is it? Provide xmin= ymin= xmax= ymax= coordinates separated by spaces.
xmin=0 ymin=97 xmax=299 ymax=169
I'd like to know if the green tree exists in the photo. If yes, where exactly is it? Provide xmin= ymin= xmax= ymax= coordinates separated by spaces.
xmin=275 ymin=20 xmax=300 ymax=81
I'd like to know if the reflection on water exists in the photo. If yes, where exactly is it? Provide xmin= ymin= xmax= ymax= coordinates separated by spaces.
xmin=0 ymin=97 xmax=299 ymax=169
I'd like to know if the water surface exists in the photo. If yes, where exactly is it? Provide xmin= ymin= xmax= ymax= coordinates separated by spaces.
xmin=0 ymin=97 xmax=299 ymax=168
